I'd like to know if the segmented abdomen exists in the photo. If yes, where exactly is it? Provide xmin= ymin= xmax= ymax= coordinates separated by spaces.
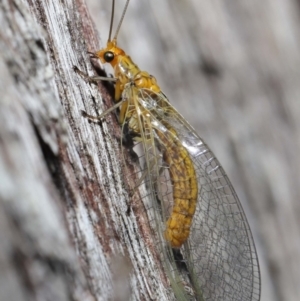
xmin=156 ymin=127 xmax=198 ymax=248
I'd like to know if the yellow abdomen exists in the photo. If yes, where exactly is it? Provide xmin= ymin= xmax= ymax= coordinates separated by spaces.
xmin=156 ymin=127 xmax=198 ymax=248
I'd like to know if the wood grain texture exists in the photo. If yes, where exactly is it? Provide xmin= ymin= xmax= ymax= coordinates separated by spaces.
xmin=0 ymin=0 xmax=171 ymax=300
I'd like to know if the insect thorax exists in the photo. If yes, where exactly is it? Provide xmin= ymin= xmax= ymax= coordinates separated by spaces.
xmin=116 ymin=55 xmax=161 ymax=94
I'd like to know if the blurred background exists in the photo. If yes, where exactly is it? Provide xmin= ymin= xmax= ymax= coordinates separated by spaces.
xmin=85 ymin=0 xmax=300 ymax=300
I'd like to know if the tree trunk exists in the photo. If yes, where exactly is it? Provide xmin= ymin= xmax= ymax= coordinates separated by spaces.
xmin=1 ymin=0 xmax=168 ymax=300
xmin=1 ymin=0 xmax=299 ymax=301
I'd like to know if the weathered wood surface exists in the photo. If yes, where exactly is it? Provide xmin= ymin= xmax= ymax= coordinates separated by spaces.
xmin=1 ymin=0 xmax=299 ymax=300
xmin=0 ymin=0 xmax=170 ymax=300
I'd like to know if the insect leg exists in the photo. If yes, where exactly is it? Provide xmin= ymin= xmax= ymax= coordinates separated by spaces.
xmin=81 ymin=99 xmax=125 ymax=122
xmin=73 ymin=66 xmax=117 ymax=84
xmin=130 ymin=156 xmax=156 ymax=197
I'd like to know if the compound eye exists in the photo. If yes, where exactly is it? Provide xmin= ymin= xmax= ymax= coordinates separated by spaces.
xmin=104 ymin=51 xmax=114 ymax=62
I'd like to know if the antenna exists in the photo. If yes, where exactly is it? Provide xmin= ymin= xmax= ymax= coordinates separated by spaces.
xmin=107 ymin=0 xmax=115 ymax=42
xmin=113 ymin=0 xmax=130 ymax=41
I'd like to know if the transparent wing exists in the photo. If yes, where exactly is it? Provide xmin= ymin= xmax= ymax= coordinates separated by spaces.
xmin=124 ymin=86 xmax=261 ymax=301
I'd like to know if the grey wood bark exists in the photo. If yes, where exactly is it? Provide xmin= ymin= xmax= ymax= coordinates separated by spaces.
xmin=0 ymin=0 xmax=170 ymax=300
xmin=1 ymin=0 xmax=300 ymax=301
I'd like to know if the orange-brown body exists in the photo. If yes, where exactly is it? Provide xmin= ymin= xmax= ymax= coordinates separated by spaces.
xmin=96 ymin=39 xmax=198 ymax=248
xmin=78 ymin=2 xmax=261 ymax=298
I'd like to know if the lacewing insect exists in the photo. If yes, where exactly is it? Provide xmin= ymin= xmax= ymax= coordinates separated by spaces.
xmin=75 ymin=0 xmax=261 ymax=300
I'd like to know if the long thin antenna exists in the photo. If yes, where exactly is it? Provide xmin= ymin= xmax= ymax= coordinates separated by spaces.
xmin=113 ymin=0 xmax=130 ymax=40
xmin=107 ymin=0 xmax=115 ymax=42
